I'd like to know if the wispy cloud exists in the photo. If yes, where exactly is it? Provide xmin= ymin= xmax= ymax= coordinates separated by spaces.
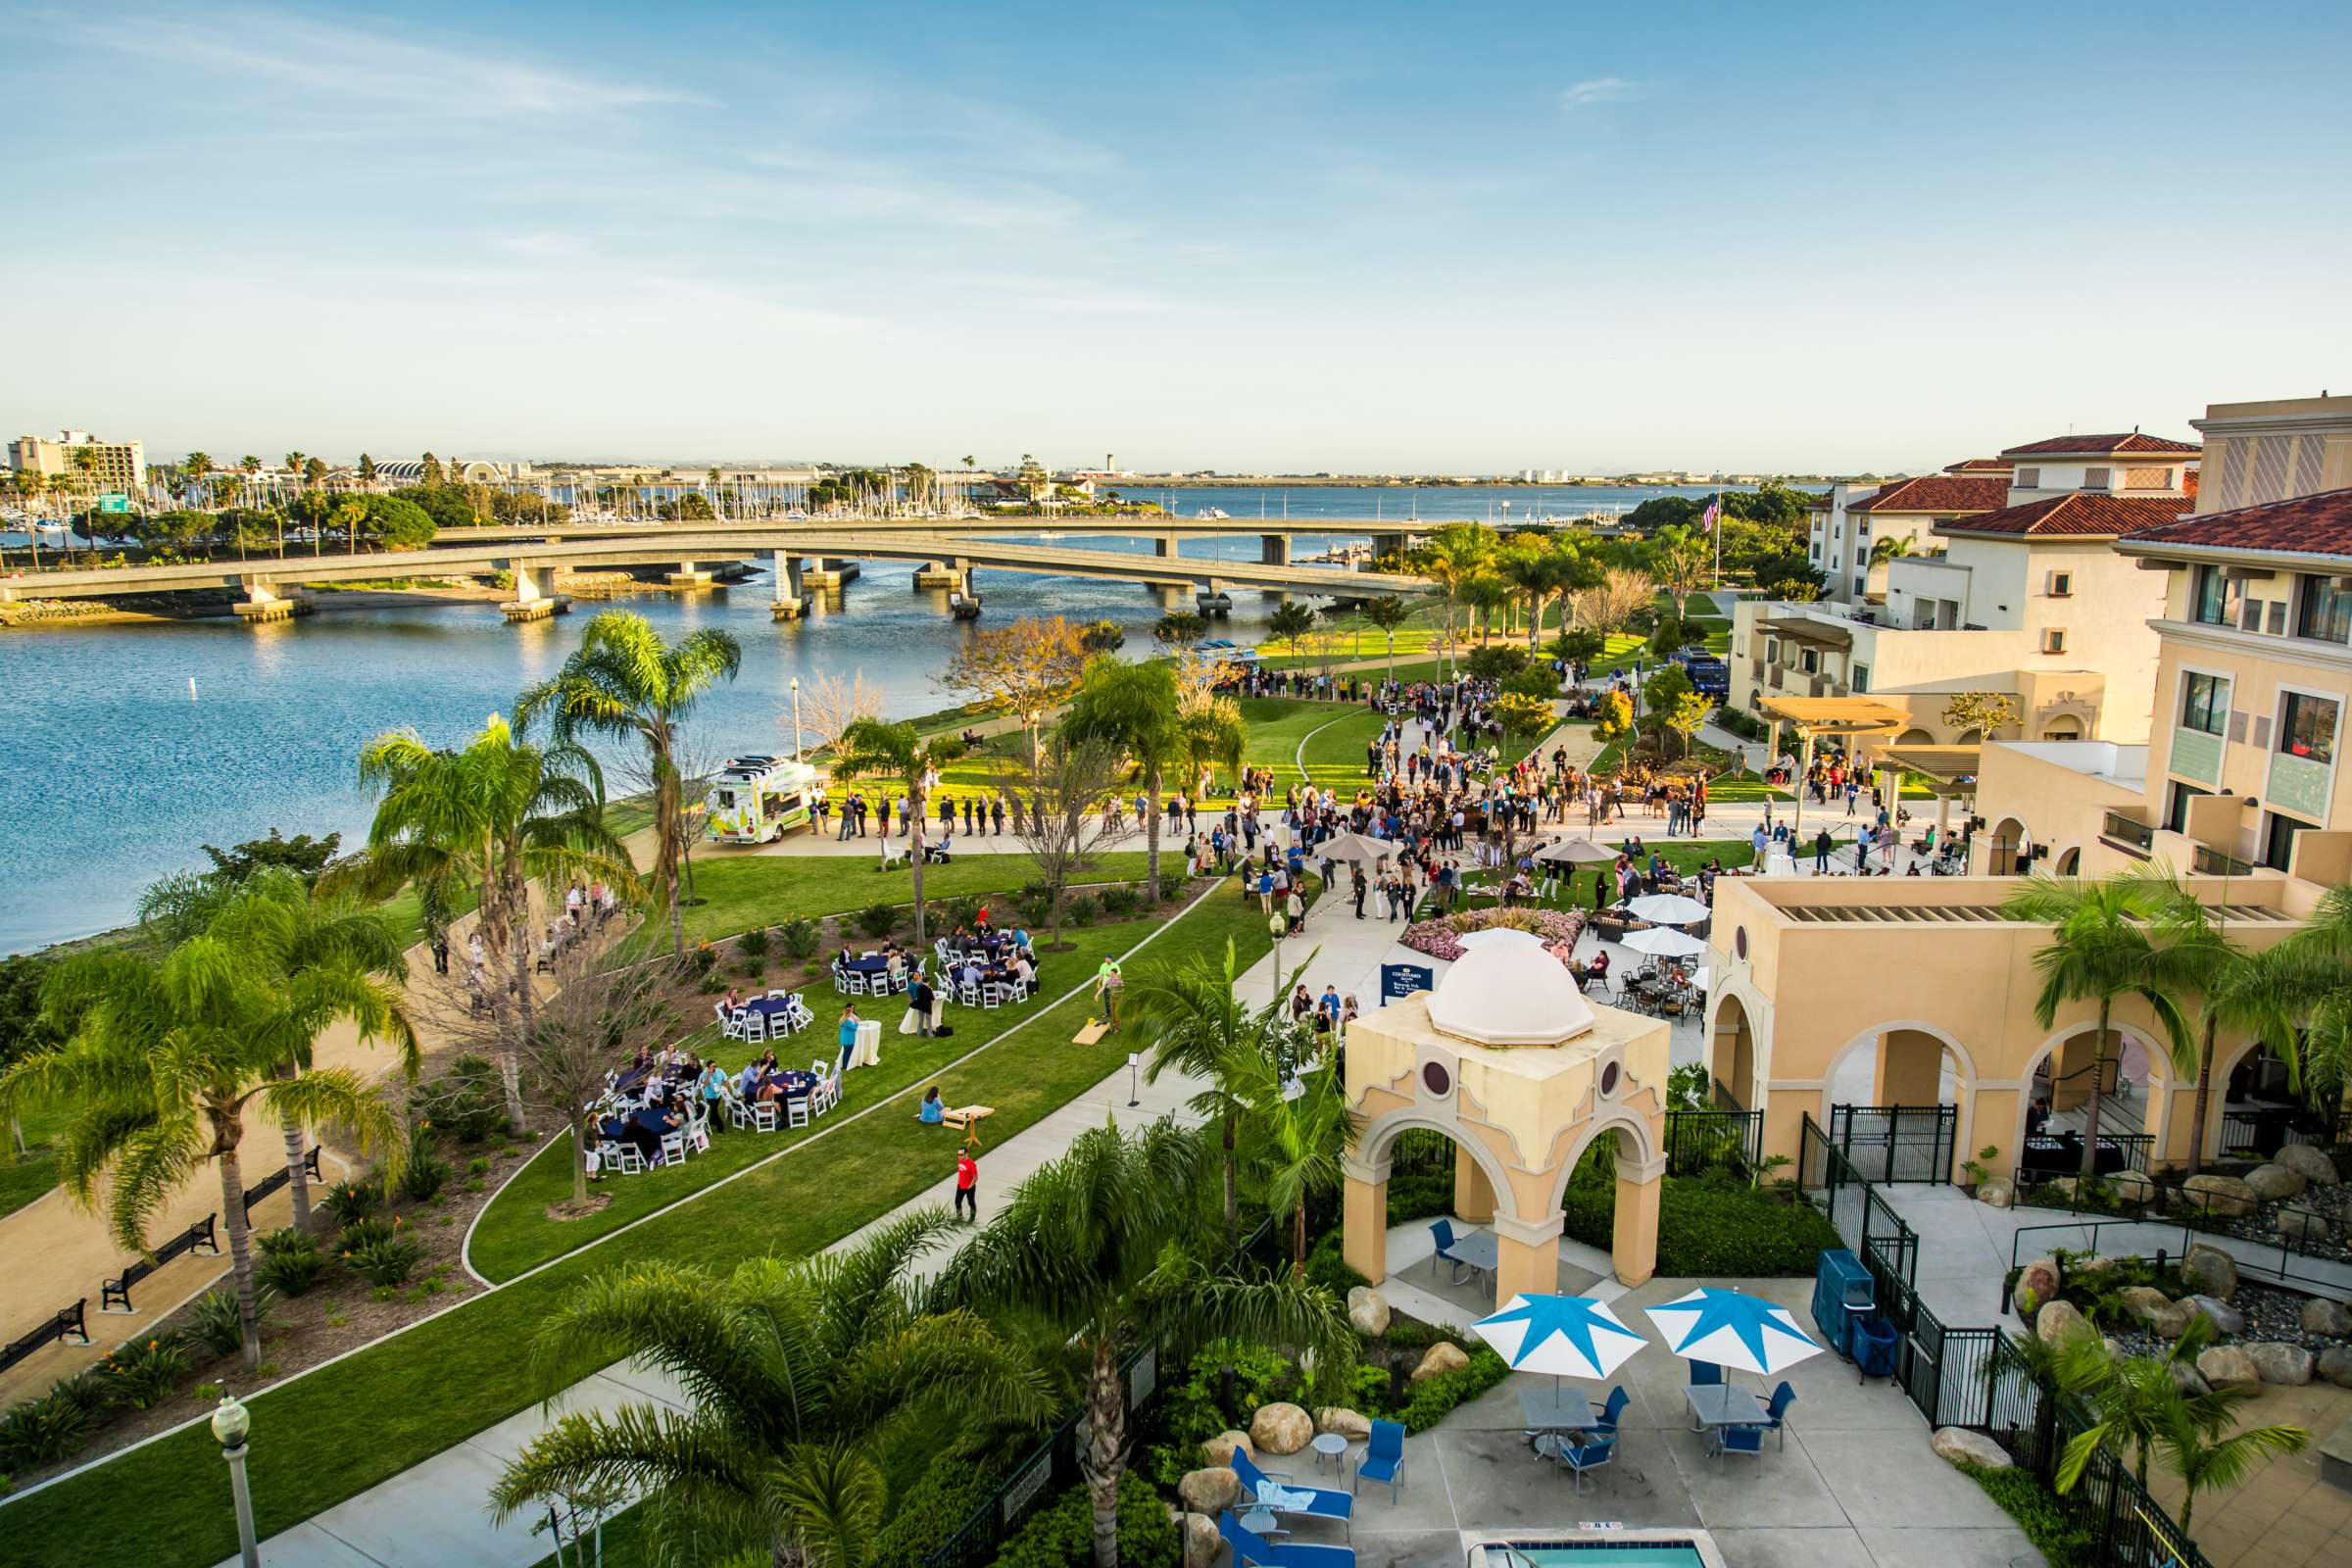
xmin=42 ymin=6 xmax=706 ymax=117
xmin=1560 ymin=76 xmax=1641 ymax=109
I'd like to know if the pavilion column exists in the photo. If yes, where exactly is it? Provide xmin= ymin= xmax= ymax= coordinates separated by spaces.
xmin=1610 ymin=1154 xmax=1665 ymax=1288
xmin=1341 ymin=1154 xmax=1390 ymax=1287
xmin=1452 ymin=1147 xmax=1496 ymax=1224
xmin=1491 ymin=1210 xmax=1565 ymax=1310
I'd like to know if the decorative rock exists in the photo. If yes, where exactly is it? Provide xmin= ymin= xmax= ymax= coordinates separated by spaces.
xmin=2275 ymin=1144 xmax=2341 ymax=1185
xmin=1178 ymin=1466 xmax=1243 ymax=1514
xmin=2301 ymin=1298 xmax=2352 ymax=1338
xmin=2245 ymin=1342 xmax=2316 ymax=1386
xmin=2168 ymin=1361 xmax=2211 ymax=1398
xmin=1249 ymin=1402 xmax=1314 ymax=1455
xmin=2073 ymin=1254 xmax=2119 ymax=1276
xmin=2278 ymin=1207 xmax=2329 ymax=1244
xmin=2244 ymin=1162 xmax=2309 ymax=1202
xmin=2182 ymin=1173 xmax=2258 ymax=1219
xmin=2013 ymin=1256 xmax=2062 ymax=1317
xmin=1931 ymin=1426 xmax=2013 ymax=1470
xmin=1409 ymin=1342 xmax=1470 ymax=1384
xmin=2182 ymin=1295 xmax=2246 ymax=1337
xmin=2108 ymin=1170 xmax=2157 ymax=1204
xmin=2180 ymin=1243 xmax=2239 ymax=1302
xmin=2117 ymin=1286 xmax=2184 ymax=1338
xmin=1315 ymin=1407 xmax=1372 ymax=1441
xmin=1346 ymin=1286 xmax=1392 ymax=1338
xmin=1977 ymin=1178 xmax=2014 ymax=1209
xmin=1182 ymin=1510 xmax=1221 ymax=1568
xmin=2197 ymin=1346 xmax=2262 ymax=1395
xmin=2036 ymin=1299 xmax=2096 ymax=1349
xmin=2320 ymin=1346 xmax=2352 ymax=1390
xmin=1200 ymin=1431 xmax=1253 ymax=1467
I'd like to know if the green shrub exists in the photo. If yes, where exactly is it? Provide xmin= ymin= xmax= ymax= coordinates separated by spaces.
xmin=348 ymin=1235 xmax=426 ymax=1287
xmin=337 ymin=1215 xmax=399 ymax=1253
xmin=466 ymin=1156 xmax=491 ymax=1177
xmin=255 ymin=1227 xmax=330 ymax=1297
xmin=857 ymin=903 xmax=899 ymax=939
xmin=398 ymin=1124 xmax=449 ymax=1203
xmin=411 ymin=1054 xmax=509 ymax=1143
xmin=1562 ymin=1169 xmax=1838 ymax=1276
xmin=989 ymin=1472 xmax=1175 ymax=1568
xmin=1142 ymin=1339 xmax=1298 ymax=1487
xmin=870 ymin=1451 xmax=1007 ymax=1564
xmin=0 ymin=1392 xmax=93 ymax=1471
xmin=1099 ymin=884 xmax=1140 ymax=916
xmin=1958 ymin=1462 xmax=2096 ymax=1568
xmin=1158 ymin=871 xmax=1187 ymax=902
xmin=102 ymin=1335 xmax=192 ymax=1409
xmin=1305 ymin=1229 xmax=1367 ymax=1298
xmin=938 ymin=896 xmax=984 ymax=932
xmin=43 ymin=1368 xmax=112 ymax=1420
xmin=1388 ymin=1344 xmax=1511 ymax=1433
xmin=1463 ymin=645 xmax=1530 ymax=682
xmin=321 ymin=1177 xmax=384 ymax=1226
xmin=187 ymin=1284 xmax=275 ymax=1360
xmin=735 ymin=926 xmax=770 ymax=959
xmin=777 ymin=916 xmax=819 ymax=959
xmin=1065 ymin=894 xmax=1102 ymax=927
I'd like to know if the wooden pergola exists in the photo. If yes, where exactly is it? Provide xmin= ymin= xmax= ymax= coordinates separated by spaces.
xmin=1756 ymin=697 xmax=1909 ymax=841
xmin=1881 ymin=743 xmax=1984 ymax=843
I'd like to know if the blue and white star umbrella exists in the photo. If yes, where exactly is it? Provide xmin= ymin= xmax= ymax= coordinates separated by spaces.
xmin=1643 ymin=1287 xmax=1823 ymax=1377
xmin=1471 ymin=1294 xmax=1647 ymax=1384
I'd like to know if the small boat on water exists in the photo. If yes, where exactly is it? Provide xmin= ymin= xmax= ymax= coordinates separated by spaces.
xmin=1196 ymin=507 xmax=1230 ymax=519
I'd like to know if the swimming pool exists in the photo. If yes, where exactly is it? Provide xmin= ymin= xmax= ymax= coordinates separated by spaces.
xmin=1473 ymin=1537 xmax=1719 ymax=1568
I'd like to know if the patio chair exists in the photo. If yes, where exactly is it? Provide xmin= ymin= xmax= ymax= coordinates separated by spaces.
xmin=659 ymin=1130 xmax=687 ymax=1166
xmin=1428 ymin=1218 xmax=1469 ymax=1283
xmin=1537 ymin=1432 xmax=1616 ymax=1490
xmin=1353 ymin=1419 xmax=1405 ymax=1501
xmin=714 ymin=1001 xmax=744 ymax=1040
xmin=1762 ymin=1382 xmax=1796 ymax=1448
xmin=1216 ymin=1510 xmax=1355 ymax=1568
xmin=785 ymin=1092 xmax=811 ymax=1129
xmin=1229 ymin=1448 xmax=1353 ymax=1538
xmin=981 ymin=982 xmax=1003 ymax=1009
xmin=751 ymin=1102 xmax=779 ymax=1134
xmin=729 ymin=1099 xmax=752 ymax=1131
xmin=743 ymin=1011 xmax=767 ymax=1044
xmin=602 ymin=1142 xmax=645 ymax=1175
xmin=1711 ymin=1425 xmax=1766 ymax=1460
xmin=1688 ymin=1360 xmax=1723 ymax=1388
xmin=1594 ymin=1386 xmax=1631 ymax=1433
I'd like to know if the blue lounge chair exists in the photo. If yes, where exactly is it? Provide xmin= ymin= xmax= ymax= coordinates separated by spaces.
xmin=1712 ymin=1424 xmax=1766 ymax=1459
xmin=1229 ymin=1448 xmax=1353 ymax=1537
xmin=1538 ymin=1432 xmax=1618 ymax=1489
xmin=1689 ymin=1360 xmax=1723 ymax=1387
xmin=1594 ymin=1386 xmax=1632 ymax=1433
xmin=1354 ymin=1418 xmax=1405 ymax=1501
xmin=1218 ymin=1510 xmax=1356 ymax=1567
xmin=1761 ymin=1381 xmax=1796 ymax=1448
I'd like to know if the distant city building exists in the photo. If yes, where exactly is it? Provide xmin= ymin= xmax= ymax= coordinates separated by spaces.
xmin=8 ymin=428 xmax=147 ymax=494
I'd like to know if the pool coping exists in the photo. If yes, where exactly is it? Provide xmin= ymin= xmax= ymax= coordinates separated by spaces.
xmin=1464 ymin=1527 xmax=1728 ymax=1568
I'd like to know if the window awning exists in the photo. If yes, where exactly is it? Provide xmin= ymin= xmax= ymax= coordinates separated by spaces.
xmin=1881 ymin=744 xmax=1983 ymax=796
xmin=1763 ymin=617 xmax=1853 ymax=650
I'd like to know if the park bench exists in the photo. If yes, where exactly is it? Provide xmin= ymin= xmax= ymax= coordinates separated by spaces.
xmin=0 ymin=1299 xmax=91 ymax=1376
xmin=100 ymin=1213 xmax=220 ymax=1314
xmin=240 ymin=1145 xmax=321 ymax=1215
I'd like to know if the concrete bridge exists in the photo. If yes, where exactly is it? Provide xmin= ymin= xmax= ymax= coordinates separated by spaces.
xmin=0 ymin=524 xmax=1432 ymax=625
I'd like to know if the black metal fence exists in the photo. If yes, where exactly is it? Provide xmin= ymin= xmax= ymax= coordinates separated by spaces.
xmin=1799 ymin=1113 xmax=1918 ymax=1294
xmin=1663 ymin=1106 xmax=1763 ymax=1178
xmin=1829 ymin=1103 xmax=1957 ymax=1184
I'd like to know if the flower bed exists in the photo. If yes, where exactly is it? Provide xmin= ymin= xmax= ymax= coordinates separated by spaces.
xmin=1398 ymin=906 xmax=1586 ymax=964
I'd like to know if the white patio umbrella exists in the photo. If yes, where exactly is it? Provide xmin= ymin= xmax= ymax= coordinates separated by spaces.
xmin=1643 ymin=1287 xmax=1824 ymax=1378
xmin=1690 ymin=966 xmax=1711 ymax=993
xmin=1626 ymin=893 xmax=1711 ymax=926
xmin=1472 ymin=1293 xmax=1647 ymax=1391
xmin=1316 ymin=830 xmax=1398 ymax=866
xmin=1619 ymin=926 xmax=1707 ymax=959
xmin=1537 ymin=838 xmax=1621 ymax=865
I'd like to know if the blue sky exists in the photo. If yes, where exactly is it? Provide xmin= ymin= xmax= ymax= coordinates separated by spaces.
xmin=5 ymin=1 xmax=2347 ymax=473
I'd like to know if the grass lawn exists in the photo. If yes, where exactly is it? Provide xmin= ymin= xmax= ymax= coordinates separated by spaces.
xmin=0 ymin=893 xmax=1286 ymax=1568
xmin=1528 ymin=838 xmax=1755 ymax=912
xmin=0 ymin=1102 xmax=69 ymax=1220
xmin=666 ymin=849 xmax=1154 ymax=950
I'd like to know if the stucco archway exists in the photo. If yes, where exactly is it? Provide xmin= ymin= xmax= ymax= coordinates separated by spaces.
xmin=1709 ymin=992 xmax=1760 ymax=1111
xmin=1820 ymin=1020 xmax=1979 ymax=1182
xmin=2018 ymin=1020 xmax=2177 ymax=1158
xmin=1985 ymin=814 xmax=2030 ymax=875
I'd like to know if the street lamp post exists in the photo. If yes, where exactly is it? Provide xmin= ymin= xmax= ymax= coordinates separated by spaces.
xmin=1269 ymin=911 xmax=1288 ymax=1005
xmin=790 ymin=676 xmax=802 ymax=761
xmin=212 ymin=1392 xmax=260 ymax=1568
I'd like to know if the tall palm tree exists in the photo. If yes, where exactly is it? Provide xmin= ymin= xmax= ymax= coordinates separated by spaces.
xmin=2150 ymin=1389 xmax=2309 ymax=1537
xmin=1418 ymin=524 xmax=1495 ymax=676
xmin=1175 ymin=697 xmax=1246 ymax=813
xmin=1231 ymin=1035 xmax=1359 ymax=1281
xmin=1869 ymin=533 xmax=1918 ymax=565
xmin=828 ymin=718 xmax=953 ymax=949
xmin=341 ymin=713 xmax=634 ymax=1124
xmin=209 ymin=870 xmax=421 ymax=1236
xmin=13 ymin=466 xmax=44 ymax=569
xmin=0 ymin=882 xmax=409 ymax=1368
xmin=2132 ymin=867 xmax=2295 ymax=1174
xmin=2255 ymin=883 xmax=2352 ymax=1104
xmin=183 ymin=451 xmax=214 ymax=512
xmin=1063 ymin=657 xmax=1185 ymax=904
xmin=2056 ymin=1312 xmax=2232 ymax=1494
xmin=489 ymin=1213 xmax=1051 ymax=1568
xmin=283 ymin=452 xmax=307 ymax=496
xmin=936 ymin=1121 xmax=1354 ymax=1568
xmin=2003 ymin=874 xmax=2195 ymax=1176
xmin=516 ymin=611 xmax=743 ymax=956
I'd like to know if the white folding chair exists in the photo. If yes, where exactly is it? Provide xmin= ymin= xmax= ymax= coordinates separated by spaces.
xmin=981 ymin=982 xmax=1003 ymax=1009
xmin=846 ymin=971 xmax=869 ymax=997
xmin=605 ymin=1142 xmax=646 ymax=1175
xmin=687 ymin=1111 xmax=712 ymax=1154
xmin=959 ymin=981 xmax=982 ymax=1006
xmin=786 ymin=1093 xmax=811 ymax=1129
xmin=752 ymin=1102 xmax=779 ymax=1134
xmin=714 ymin=1001 xmax=743 ymax=1039
xmin=730 ymin=1098 xmax=752 ymax=1130
xmin=660 ymin=1130 xmax=687 ymax=1166
xmin=766 ymin=987 xmax=790 ymax=1000
xmin=743 ymin=1010 xmax=767 ymax=1044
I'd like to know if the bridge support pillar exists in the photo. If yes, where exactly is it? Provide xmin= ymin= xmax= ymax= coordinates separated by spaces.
xmin=1154 ymin=534 xmax=1179 ymax=559
xmin=1198 ymin=582 xmax=1233 ymax=617
xmin=769 ymin=551 xmax=806 ymax=619
xmin=233 ymin=575 xmax=310 ymax=624
xmin=1260 ymin=534 xmax=1291 ymax=566
xmin=501 ymin=562 xmax=568 ymax=622
xmin=1151 ymin=583 xmax=1190 ymax=611
xmin=799 ymin=557 xmax=844 ymax=590
xmin=668 ymin=559 xmax=714 ymax=589
xmin=913 ymin=560 xmax=961 ymax=589
xmin=1367 ymin=531 xmax=1410 ymax=562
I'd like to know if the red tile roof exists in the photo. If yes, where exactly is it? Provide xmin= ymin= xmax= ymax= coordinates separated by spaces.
xmin=1999 ymin=432 xmax=2201 ymax=457
xmin=1943 ymin=458 xmax=2015 ymax=473
xmin=1938 ymin=493 xmax=2192 ymax=538
xmin=1848 ymin=475 xmax=2012 ymax=514
xmin=2122 ymin=486 xmax=2352 ymax=559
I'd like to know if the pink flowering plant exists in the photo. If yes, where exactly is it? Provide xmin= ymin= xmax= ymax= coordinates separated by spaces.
xmin=1398 ymin=906 xmax=1586 ymax=964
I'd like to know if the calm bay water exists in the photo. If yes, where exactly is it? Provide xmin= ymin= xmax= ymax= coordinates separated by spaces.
xmin=0 ymin=486 xmax=1732 ymax=953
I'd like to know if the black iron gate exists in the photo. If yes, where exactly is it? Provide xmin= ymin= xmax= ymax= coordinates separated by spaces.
xmin=1830 ymin=1102 xmax=1957 ymax=1184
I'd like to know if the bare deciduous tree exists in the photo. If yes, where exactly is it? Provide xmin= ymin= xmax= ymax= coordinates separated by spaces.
xmin=1569 ymin=566 xmax=1656 ymax=635
xmin=790 ymin=670 xmax=884 ymax=755
xmin=997 ymin=731 xmax=1124 ymax=952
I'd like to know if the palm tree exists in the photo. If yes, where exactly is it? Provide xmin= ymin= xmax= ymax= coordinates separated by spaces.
xmin=283 ymin=452 xmax=307 ymax=496
xmin=1063 ymin=658 xmax=1185 ymax=904
xmin=1231 ymin=1036 xmax=1358 ymax=1281
xmin=516 ymin=611 xmax=743 ymax=956
xmin=2056 ymin=1313 xmax=2232 ymax=1493
xmin=183 ymin=451 xmax=214 ymax=512
xmin=341 ymin=713 xmax=634 ymax=1124
xmin=489 ymin=1213 xmax=1051 ymax=1568
xmin=2003 ymin=874 xmax=2195 ymax=1177
xmin=2150 ymin=1389 xmax=2309 ymax=1537
xmin=2255 ymin=883 xmax=2352 ymax=1104
xmin=332 ymin=496 xmax=368 ymax=557
xmin=1418 ymin=524 xmax=1495 ymax=676
xmin=1175 ymin=697 xmax=1246 ymax=814
xmin=1360 ymin=596 xmax=1412 ymax=684
xmin=936 ymin=1121 xmax=1354 ymax=1568
xmin=0 ymin=881 xmax=409 ymax=1368
xmin=13 ymin=467 xmax=44 ymax=569
xmin=239 ymin=455 xmax=262 ymax=509
xmin=1869 ymin=534 xmax=1918 ymax=566
xmin=2132 ymin=868 xmax=2295 ymax=1175
xmin=828 ymin=718 xmax=953 ymax=949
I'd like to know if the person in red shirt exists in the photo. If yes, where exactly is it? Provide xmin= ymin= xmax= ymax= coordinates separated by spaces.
xmin=955 ymin=1149 xmax=979 ymax=1221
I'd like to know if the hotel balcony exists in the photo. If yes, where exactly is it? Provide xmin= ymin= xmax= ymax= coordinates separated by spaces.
xmin=2099 ymin=808 xmax=2157 ymax=859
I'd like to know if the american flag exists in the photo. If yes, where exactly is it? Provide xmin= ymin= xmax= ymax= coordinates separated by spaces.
xmin=1701 ymin=498 xmax=1720 ymax=531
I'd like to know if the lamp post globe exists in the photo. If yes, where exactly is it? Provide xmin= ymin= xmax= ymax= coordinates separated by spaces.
xmin=211 ymin=1392 xmax=249 ymax=1448
xmin=213 ymin=1393 xmax=261 ymax=1568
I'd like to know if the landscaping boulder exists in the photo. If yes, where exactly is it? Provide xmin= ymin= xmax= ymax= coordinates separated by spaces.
xmin=2245 ymin=1342 xmax=2316 ymax=1386
xmin=1182 ymin=1510 xmax=1221 ymax=1568
xmin=1409 ymin=1342 xmax=1470 ymax=1384
xmin=2012 ymin=1256 xmax=2062 ymax=1317
xmin=2196 ymin=1346 xmax=2262 ymax=1395
xmin=2182 ymin=1173 xmax=2258 ymax=1218
xmin=1249 ymin=1402 xmax=1314 ymax=1456
xmin=2245 ymin=1162 xmax=2309 ymax=1202
xmin=2036 ymin=1299 xmax=2096 ymax=1349
xmin=2168 ymin=1361 xmax=2212 ymax=1398
xmin=2118 ymin=1286 xmax=2191 ymax=1338
xmin=1315 ymin=1406 xmax=1372 ymax=1441
xmin=2278 ymin=1207 xmax=2329 ymax=1245
xmin=1200 ymin=1431 xmax=1253 ymax=1467
xmin=2180 ymin=1243 xmax=2239 ymax=1301
xmin=1346 ymin=1286 xmax=1392 ymax=1338
xmin=1179 ymin=1466 xmax=1243 ymax=1515
xmin=2108 ymin=1170 xmax=2157 ymax=1205
xmin=1977 ymin=1178 xmax=2014 ymax=1209
xmin=2275 ymin=1144 xmax=2341 ymax=1186
xmin=2073 ymin=1254 xmax=2118 ymax=1276
xmin=2320 ymin=1346 xmax=2352 ymax=1390
xmin=2183 ymin=1295 xmax=2246 ymax=1337
xmin=2302 ymin=1298 xmax=2352 ymax=1338
xmin=1931 ymin=1427 xmax=2012 ymax=1470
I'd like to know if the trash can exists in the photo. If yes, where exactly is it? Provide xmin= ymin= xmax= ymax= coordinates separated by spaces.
xmin=1811 ymin=1249 xmax=1875 ymax=1358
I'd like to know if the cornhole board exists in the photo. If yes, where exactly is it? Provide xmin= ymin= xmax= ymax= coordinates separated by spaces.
xmin=1071 ymin=1016 xmax=1112 ymax=1046
xmin=943 ymin=1104 xmax=995 ymax=1148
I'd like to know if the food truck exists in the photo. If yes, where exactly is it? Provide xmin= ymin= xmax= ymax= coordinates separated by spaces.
xmin=706 ymin=755 xmax=821 ymax=844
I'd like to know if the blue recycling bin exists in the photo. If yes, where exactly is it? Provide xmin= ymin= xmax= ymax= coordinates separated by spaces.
xmin=1811 ymin=1249 xmax=1875 ymax=1358
xmin=1853 ymin=1313 xmax=1901 ymax=1382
